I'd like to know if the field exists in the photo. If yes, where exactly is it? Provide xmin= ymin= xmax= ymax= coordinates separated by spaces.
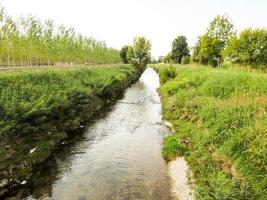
xmin=151 ymin=64 xmax=267 ymax=199
xmin=0 ymin=65 xmax=140 ymax=193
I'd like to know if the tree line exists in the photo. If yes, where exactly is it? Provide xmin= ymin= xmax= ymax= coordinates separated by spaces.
xmin=158 ymin=15 xmax=267 ymax=68
xmin=0 ymin=5 xmax=120 ymax=67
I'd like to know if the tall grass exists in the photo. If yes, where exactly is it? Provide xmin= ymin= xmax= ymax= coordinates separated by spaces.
xmin=152 ymin=64 xmax=267 ymax=199
xmin=0 ymin=65 xmax=139 ymax=192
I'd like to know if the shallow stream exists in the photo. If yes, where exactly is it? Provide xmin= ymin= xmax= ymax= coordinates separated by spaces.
xmin=19 ymin=68 xmax=173 ymax=200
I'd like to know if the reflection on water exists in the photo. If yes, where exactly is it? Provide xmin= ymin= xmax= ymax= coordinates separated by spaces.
xmin=19 ymin=68 xmax=172 ymax=200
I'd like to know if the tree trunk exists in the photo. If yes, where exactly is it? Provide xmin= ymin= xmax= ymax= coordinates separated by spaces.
xmin=7 ymin=47 xmax=10 ymax=67
xmin=29 ymin=54 xmax=32 ymax=68
xmin=20 ymin=52 xmax=23 ymax=67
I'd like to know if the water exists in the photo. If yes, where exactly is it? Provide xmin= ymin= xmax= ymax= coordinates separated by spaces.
xmin=20 ymin=68 xmax=172 ymax=200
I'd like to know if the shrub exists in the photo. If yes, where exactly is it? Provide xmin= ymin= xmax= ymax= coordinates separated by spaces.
xmin=159 ymin=65 xmax=177 ymax=84
xmin=181 ymin=56 xmax=191 ymax=64
xmin=162 ymin=135 xmax=188 ymax=161
xmin=223 ymin=28 xmax=267 ymax=67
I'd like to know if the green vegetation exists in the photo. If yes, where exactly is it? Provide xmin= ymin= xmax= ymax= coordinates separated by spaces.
xmin=120 ymin=36 xmax=151 ymax=67
xmin=0 ymin=5 xmax=120 ymax=67
xmin=170 ymin=36 xmax=190 ymax=64
xmin=152 ymin=63 xmax=267 ymax=199
xmin=120 ymin=45 xmax=131 ymax=64
xmin=181 ymin=56 xmax=191 ymax=65
xmin=191 ymin=15 xmax=267 ymax=68
xmin=160 ymin=15 xmax=267 ymax=69
xmin=0 ymin=65 xmax=140 ymax=195
xmin=0 ymin=5 xmax=152 ymax=196
xmin=159 ymin=35 xmax=190 ymax=64
xmin=192 ymin=15 xmax=234 ymax=67
xmin=223 ymin=28 xmax=267 ymax=67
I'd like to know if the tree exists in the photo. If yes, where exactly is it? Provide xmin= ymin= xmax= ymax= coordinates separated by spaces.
xmin=193 ymin=15 xmax=234 ymax=67
xmin=121 ymin=37 xmax=151 ymax=70
xmin=157 ymin=56 xmax=165 ymax=63
xmin=207 ymin=15 xmax=234 ymax=43
xmin=200 ymin=34 xmax=223 ymax=66
xmin=192 ymin=37 xmax=201 ymax=64
xmin=171 ymin=35 xmax=190 ymax=63
xmin=163 ymin=53 xmax=172 ymax=63
xmin=131 ymin=36 xmax=151 ymax=66
xmin=0 ymin=4 xmax=121 ymax=67
xmin=223 ymin=28 xmax=267 ymax=66
xmin=126 ymin=45 xmax=134 ymax=63
xmin=120 ymin=45 xmax=130 ymax=63
xmin=43 ymin=19 xmax=55 ymax=65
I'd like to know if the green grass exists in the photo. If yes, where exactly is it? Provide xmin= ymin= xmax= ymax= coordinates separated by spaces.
xmin=0 ymin=65 xmax=140 ymax=188
xmin=151 ymin=63 xmax=267 ymax=199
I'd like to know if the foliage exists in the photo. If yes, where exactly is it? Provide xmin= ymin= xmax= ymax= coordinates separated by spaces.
xmin=199 ymin=34 xmax=224 ymax=66
xmin=120 ymin=45 xmax=131 ymax=64
xmin=163 ymin=53 xmax=173 ymax=63
xmin=0 ymin=65 xmax=140 ymax=190
xmin=152 ymin=63 xmax=267 ymax=199
xmin=0 ymin=5 xmax=120 ymax=67
xmin=126 ymin=45 xmax=134 ymax=64
xmin=171 ymin=35 xmax=190 ymax=63
xmin=207 ymin=15 xmax=234 ymax=43
xmin=123 ymin=37 xmax=151 ymax=71
xmin=192 ymin=37 xmax=202 ymax=63
xmin=223 ymin=28 xmax=267 ymax=67
xmin=181 ymin=56 xmax=191 ymax=64
xmin=193 ymin=15 xmax=234 ymax=67
xmin=158 ymin=65 xmax=177 ymax=84
xmin=162 ymin=135 xmax=188 ymax=161
xmin=132 ymin=36 xmax=152 ymax=66
xmin=157 ymin=56 xmax=165 ymax=63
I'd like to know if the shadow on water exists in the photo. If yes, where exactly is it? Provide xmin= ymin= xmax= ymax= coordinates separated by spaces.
xmin=8 ymin=68 xmax=173 ymax=200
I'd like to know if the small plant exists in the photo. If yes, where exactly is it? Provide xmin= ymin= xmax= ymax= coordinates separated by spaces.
xmin=181 ymin=56 xmax=191 ymax=64
xmin=159 ymin=65 xmax=177 ymax=84
xmin=162 ymin=135 xmax=188 ymax=161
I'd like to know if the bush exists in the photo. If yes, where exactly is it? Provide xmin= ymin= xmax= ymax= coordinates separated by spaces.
xmin=223 ymin=28 xmax=267 ymax=67
xmin=162 ymin=135 xmax=188 ymax=161
xmin=159 ymin=65 xmax=177 ymax=84
xmin=181 ymin=56 xmax=191 ymax=64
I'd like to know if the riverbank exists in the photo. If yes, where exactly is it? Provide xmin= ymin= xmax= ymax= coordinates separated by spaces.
xmin=164 ymin=120 xmax=195 ymax=200
xmin=7 ymin=67 xmax=171 ymax=200
xmin=0 ymin=65 xmax=142 ymax=197
xmin=151 ymin=64 xmax=267 ymax=199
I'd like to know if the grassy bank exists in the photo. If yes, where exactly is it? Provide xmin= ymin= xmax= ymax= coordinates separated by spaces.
xmin=0 ymin=65 xmax=141 ymax=196
xmin=151 ymin=64 xmax=267 ymax=199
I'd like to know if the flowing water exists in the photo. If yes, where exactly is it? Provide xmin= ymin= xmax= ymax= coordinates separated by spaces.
xmin=17 ymin=68 xmax=172 ymax=200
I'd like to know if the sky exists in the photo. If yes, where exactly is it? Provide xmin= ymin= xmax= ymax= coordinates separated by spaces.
xmin=1 ymin=0 xmax=267 ymax=58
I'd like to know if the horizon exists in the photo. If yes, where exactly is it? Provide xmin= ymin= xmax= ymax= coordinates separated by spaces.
xmin=1 ymin=0 xmax=267 ymax=58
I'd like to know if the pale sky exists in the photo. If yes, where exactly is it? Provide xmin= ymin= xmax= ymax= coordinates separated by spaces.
xmin=1 ymin=0 xmax=267 ymax=57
